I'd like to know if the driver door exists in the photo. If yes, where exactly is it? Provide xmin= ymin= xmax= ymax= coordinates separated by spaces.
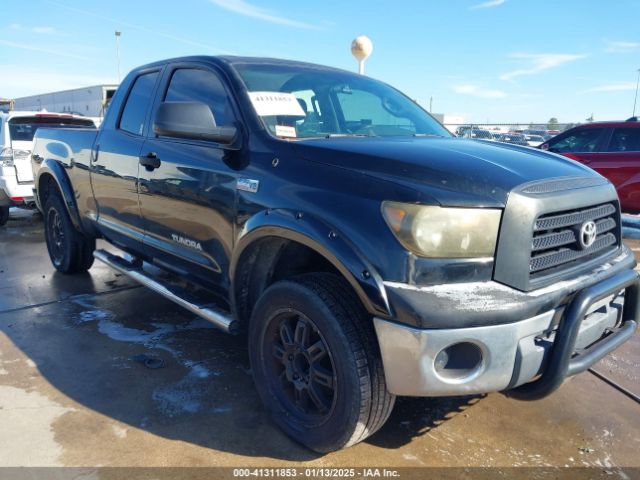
xmin=138 ymin=65 xmax=239 ymax=289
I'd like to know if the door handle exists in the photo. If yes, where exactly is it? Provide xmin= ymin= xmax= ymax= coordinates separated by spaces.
xmin=139 ymin=152 xmax=161 ymax=171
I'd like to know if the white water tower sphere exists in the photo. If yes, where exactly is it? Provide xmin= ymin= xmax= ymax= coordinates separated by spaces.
xmin=351 ymin=35 xmax=373 ymax=74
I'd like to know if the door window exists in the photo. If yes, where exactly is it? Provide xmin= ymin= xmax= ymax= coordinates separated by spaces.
xmin=164 ymin=69 xmax=236 ymax=127
xmin=607 ymin=128 xmax=640 ymax=152
xmin=549 ymin=128 xmax=605 ymax=153
xmin=119 ymin=72 xmax=159 ymax=136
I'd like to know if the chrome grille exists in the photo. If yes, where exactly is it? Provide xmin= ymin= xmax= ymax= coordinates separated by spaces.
xmin=530 ymin=203 xmax=619 ymax=275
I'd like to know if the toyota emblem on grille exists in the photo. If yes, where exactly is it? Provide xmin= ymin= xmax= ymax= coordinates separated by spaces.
xmin=579 ymin=221 xmax=597 ymax=249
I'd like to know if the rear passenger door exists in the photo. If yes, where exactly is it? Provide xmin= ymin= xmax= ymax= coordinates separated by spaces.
xmin=92 ymin=69 xmax=161 ymax=248
xmin=138 ymin=64 xmax=239 ymax=289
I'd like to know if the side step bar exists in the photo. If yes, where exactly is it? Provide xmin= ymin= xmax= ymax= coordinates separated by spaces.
xmin=94 ymin=249 xmax=238 ymax=334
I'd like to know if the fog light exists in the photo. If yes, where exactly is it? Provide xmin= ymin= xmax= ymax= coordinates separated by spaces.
xmin=434 ymin=342 xmax=483 ymax=381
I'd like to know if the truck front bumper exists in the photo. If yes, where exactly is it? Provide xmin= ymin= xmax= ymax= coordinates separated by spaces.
xmin=375 ymin=248 xmax=639 ymax=398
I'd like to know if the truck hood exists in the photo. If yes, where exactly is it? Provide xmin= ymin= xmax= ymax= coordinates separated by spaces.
xmin=292 ymin=137 xmax=600 ymax=207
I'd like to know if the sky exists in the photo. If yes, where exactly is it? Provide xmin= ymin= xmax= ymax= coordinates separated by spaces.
xmin=1 ymin=0 xmax=639 ymax=123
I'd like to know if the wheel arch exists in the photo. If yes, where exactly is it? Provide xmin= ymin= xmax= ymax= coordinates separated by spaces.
xmin=36 ymin=160 xmax=83 ymax=232
xmin=230 ymin=209 xmax=391 ymax=329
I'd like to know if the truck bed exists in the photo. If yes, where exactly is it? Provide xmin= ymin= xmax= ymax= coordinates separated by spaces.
xmin=32 ymin=127 xmax=98 ymax=170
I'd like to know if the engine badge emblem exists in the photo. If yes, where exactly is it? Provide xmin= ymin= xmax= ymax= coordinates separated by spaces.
xmin=579 ymin=221 xmax=597 ymax=249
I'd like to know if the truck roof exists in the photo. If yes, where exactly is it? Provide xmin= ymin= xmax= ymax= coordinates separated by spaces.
xmin=135 ymin=55 xmax=352 ymax=75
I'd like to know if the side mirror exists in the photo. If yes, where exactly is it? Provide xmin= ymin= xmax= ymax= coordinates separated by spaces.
xmin=540 ymin=143 xmax=549 ymax=151
xmin=153 ymin=101 xmax=239 ymax=147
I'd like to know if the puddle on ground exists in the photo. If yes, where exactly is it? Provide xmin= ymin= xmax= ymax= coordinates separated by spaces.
xmin=68 ymin=298 xmax=228 ymax=417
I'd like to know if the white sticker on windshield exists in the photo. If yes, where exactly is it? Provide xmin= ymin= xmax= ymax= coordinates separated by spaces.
xmin=248 ymin=91 xmax=306 ymax=117
xmin=275 ymin=125 xmax=297 ymax=138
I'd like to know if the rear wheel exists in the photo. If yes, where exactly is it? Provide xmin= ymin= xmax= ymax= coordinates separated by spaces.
xmin=0 ymin=206 xmax=8 ymax=226
xmin=249 ymin=273 xmax=395 ymax=452
xmin=44 ymin=193 xmax=95 ymax=273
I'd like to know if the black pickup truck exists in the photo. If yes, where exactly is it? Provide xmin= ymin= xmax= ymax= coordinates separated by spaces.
xmin=32 ymin=56 xmax=639 ymax=452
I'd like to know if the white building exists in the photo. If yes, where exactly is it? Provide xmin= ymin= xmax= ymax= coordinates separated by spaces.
xmin=432 ymin=113 xmax=465 ymax=133
xmin=13 ymin=85 xmax=118 ymax=118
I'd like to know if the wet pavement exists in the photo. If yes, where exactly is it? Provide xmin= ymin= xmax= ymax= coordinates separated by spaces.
xmin=0 ymin=208 xmax=639 ymax=472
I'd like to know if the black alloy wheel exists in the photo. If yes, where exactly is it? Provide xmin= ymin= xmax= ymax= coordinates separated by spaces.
xmin=266 ymin=310 xmax=337 ymax=421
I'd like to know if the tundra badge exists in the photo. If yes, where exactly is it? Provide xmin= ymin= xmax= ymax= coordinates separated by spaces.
xmin=237 ymin=178 xmax=259 ymax=193
xmin=171 ymin=234 xmax=203 ymax=251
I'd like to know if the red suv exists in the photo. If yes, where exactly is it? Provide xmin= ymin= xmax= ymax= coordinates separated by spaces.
xmin=541 ymin=120 xmax=640 ymax=213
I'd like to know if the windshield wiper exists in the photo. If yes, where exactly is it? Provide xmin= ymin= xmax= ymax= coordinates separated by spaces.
xmin=325 ymin=133 xmax=374 ymax=138
xmin=413 ymin=133 xmax=444 ymax=138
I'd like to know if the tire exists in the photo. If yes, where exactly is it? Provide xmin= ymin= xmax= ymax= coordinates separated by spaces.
xmin=0 ymin=206 xmax=8 ymax=226
xmin=44 ymin=193 xmax=95 ymax=273
xmin=249 ymin=273 xmax=395 ymax=452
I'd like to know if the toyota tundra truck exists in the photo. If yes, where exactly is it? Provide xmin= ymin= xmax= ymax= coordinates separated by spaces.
xmin=31 ymin=56 xmax=639 ymax=452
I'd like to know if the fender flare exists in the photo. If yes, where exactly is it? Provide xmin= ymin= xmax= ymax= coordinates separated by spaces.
xmin=35 ymin=159 xmax=83 ymax=231
xmin=230 ymin=209 xmax=392 ymax=319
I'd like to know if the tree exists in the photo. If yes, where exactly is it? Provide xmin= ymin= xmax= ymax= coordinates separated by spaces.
xmin=547 ymin=117 xmax=560 ymax=130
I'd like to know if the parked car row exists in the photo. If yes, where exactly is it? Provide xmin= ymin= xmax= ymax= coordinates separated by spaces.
xmin=0 ymin=111 xmax=96 ymax=225
xmin=455 ymin=127 xmax=530 ymax=137
xmin=455 ymin=126 xmax=557 ymax=147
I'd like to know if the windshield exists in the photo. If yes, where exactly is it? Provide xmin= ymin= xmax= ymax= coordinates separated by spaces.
xmin=233 ymin=63 xmax=451 ymax=139
xmin=8 ymin=116 xmax=95 ymax=142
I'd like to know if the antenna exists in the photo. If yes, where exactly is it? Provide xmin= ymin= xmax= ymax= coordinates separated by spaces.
xmin=115 ymin=31 xmax=122 ymax=83
xmin=633 ymin=68 xmax=640 ymax=118
xmin=351 ymin=35 xmax=373 ymax=75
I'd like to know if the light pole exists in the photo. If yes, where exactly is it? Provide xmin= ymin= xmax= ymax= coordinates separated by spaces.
xmin=633 ymin=68 xmax=640 ymax=118
xmin=115 ymin=31 xmax=122 ymax=83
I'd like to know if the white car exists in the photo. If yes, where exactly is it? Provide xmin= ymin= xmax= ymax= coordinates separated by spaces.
xmin=0 ymin=111 xmax=95 ymax=225
xmin=525 ymin=134 xmax=545 ymax=148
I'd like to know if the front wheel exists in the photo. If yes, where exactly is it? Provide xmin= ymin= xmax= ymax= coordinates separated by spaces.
xmin=44 ymin=193 xmax=95 ymax=273
xmin=249 ymin=273 xmax=395 ymax=452
xmin=0 ymin=206 xmax=9 ymax=226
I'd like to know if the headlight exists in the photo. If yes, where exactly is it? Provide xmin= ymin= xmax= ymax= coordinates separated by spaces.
xmin=382 ymin=202 xmax=502 ymax=258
